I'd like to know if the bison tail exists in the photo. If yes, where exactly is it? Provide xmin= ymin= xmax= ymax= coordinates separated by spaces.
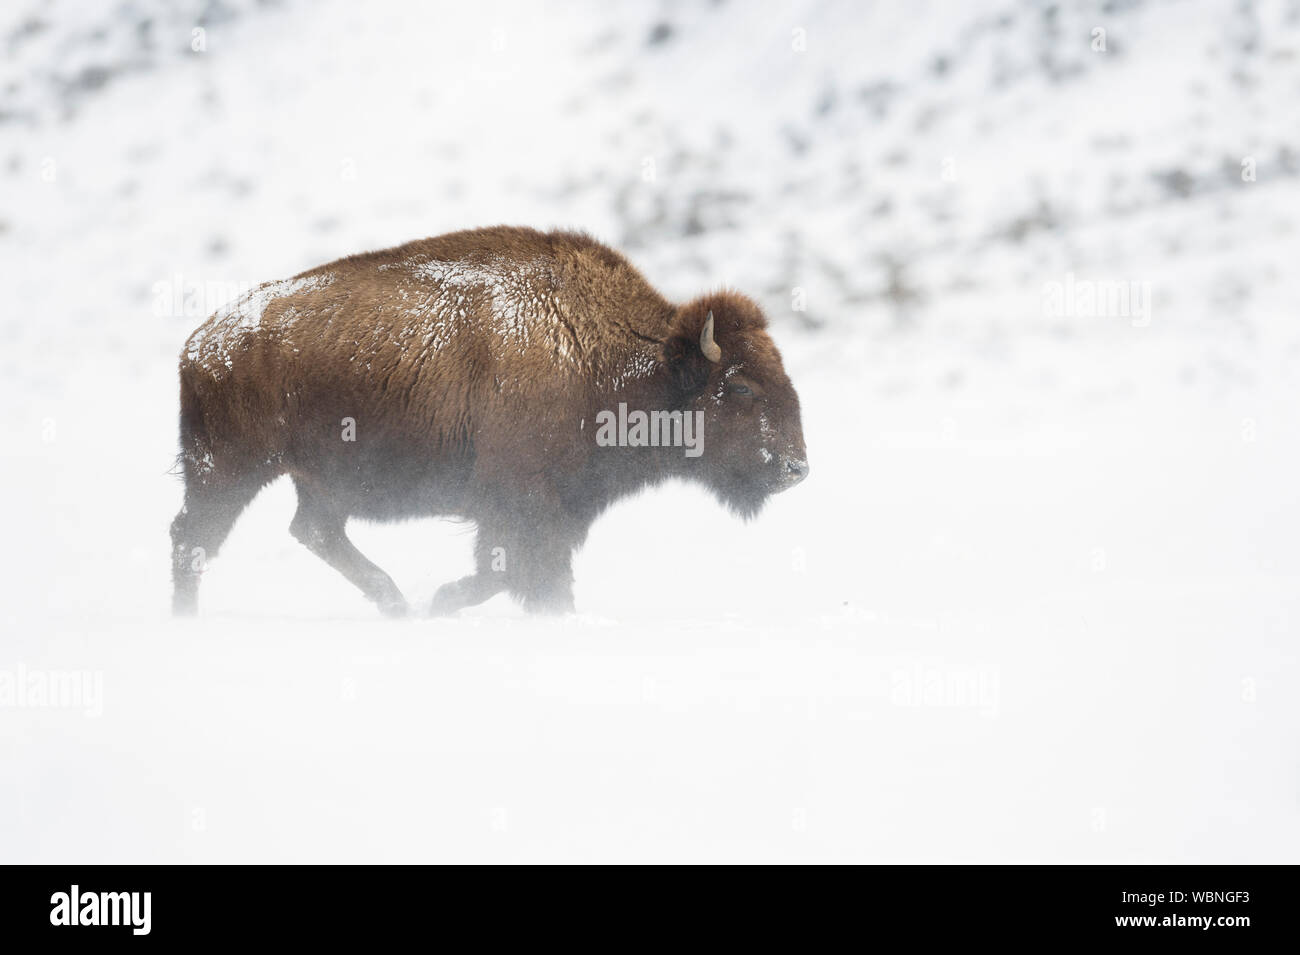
xmin=172 ymin=368 xmax=211 ymax=483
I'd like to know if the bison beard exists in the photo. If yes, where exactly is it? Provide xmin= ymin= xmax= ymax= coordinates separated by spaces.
xmin=170 ymin=226 xmax=808 ymax=617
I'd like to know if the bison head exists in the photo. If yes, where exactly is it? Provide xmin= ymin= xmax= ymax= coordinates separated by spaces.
xmin=663 ymin=292 xmax=808 ymax=518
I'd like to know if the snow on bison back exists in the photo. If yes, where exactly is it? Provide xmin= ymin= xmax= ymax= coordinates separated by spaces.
xmin=170 ymin=226 xmax=809 ymax=617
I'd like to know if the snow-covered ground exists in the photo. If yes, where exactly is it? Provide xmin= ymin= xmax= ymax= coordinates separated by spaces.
xmin=1 ymin=0 xmax=1297 ymax=862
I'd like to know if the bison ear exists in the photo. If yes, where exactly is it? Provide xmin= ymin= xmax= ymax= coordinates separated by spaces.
xmin=663 ymin=310 xmax=721 ymax=394
xmin=664 ymin=336 xmax=709 ymax=393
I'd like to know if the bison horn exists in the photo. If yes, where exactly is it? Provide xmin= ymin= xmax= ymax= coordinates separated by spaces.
xmin=700 ymin=311 xmax=722 ymax=363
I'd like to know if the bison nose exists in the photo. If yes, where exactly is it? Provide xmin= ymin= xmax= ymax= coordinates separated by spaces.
xmin=783 ymin=458 xmax=808 ymax=486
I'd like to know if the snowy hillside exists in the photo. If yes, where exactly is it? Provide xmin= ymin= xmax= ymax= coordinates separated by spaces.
xmin=1 ymin=0 xmax=1298 ymax=862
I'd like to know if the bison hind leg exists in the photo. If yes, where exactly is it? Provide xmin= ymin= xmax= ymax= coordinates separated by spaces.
xmin=289 ymin=479 xmax=408 ymax=617
xmin=170 ymin=466 xmax=272 ymax=615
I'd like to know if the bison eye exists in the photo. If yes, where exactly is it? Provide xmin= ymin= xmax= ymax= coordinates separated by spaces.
xmin=729 ymin=383 xmax=752 ymax=396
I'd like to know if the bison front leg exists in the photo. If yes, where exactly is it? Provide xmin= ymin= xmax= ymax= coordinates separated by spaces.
xmin=428 ymin=535 xmax=507 ymax=616
xmin=290 ymin=481 xmax=407 ymax=617
xmin=519 ymin=572 xmax=575 ymax=615
xmin=428 ymin=523 xmax=574 ymax=616
xmin=428 ymin=573 xmax=503 ymax=616
xmin=505 ymin=532 xmax=576 ymax=615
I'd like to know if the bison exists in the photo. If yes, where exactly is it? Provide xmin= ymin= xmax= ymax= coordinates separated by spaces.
xmin=171 ymin=226 xmax=808 ymax=616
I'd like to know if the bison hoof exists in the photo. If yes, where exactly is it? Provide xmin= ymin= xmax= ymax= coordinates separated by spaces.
xmin=375 ymin=595 xmax=408 ymax=618
xmin=428 ymin=581 xmax=465 ymax=617
xmin=522 ymin=594 xmax=575 ymax=616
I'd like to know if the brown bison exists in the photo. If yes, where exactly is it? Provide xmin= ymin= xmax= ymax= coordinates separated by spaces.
xmin=171 ymin=226 xmax=808 ymax=616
